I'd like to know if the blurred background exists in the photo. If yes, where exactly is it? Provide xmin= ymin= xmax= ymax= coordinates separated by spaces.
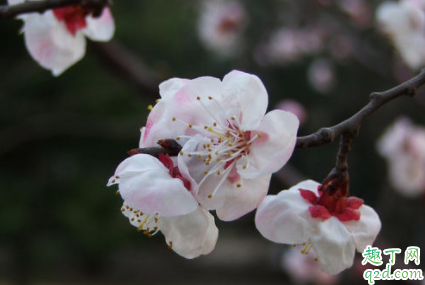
xmin=0 ymin=0 xmax=424 ymax=284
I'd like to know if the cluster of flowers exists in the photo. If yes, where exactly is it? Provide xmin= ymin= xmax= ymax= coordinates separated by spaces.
xmin=377 ymin=117 xmax=425 ymax=197
xmin=108 ymin=70 xmax=381 ymax=275
xmin=376 ymin=0 xmax=425 ymax=70
xmin=8 ymin=0 xmax=115 ymax=76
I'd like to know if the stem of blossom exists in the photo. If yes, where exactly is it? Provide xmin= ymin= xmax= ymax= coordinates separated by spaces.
xmin=90 ymin=42 xmax=160 ymax=99
xmin=127 ymin=139 xmax=182 ymax=158
xmin=0 ymin=0 xmax=111 ymax=18
xmin=296 ymin=69 xmax=425 ymax=148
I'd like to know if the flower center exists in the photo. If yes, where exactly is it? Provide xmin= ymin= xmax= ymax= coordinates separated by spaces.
xmin=158 ymin=153 xmax=191 ymax=190
xmin=53 ymin=6 xmax=88 ymax=36
xmin=170 ymin=95 xmax=262 ymax=198
xmin=299 ymin=185 xmax=364 ymax=222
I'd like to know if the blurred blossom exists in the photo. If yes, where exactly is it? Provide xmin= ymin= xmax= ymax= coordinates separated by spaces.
xmin=275 ymin=99 xmax=308 ymax=126
xmin=377 ymin=117 xmax=425 ymax=197
xmin=258 ymin=27 xmax=325 ymax=65
xmin=329 ymin=34 xmax=355 ymax=61
xmin=282 ymin=246 xmax=338 ymax=284
xmin=376 ymin=0 xmax=425 ymax=70
xmin=338 ymin=0 xmax=372 ymax=27
xmin=8 ymin=0 xmax=115 ymax=76
xmin=198 ymin=1 xmax=247 ymax=56
xmin=307 ymin=58 xmax=336 ymax=94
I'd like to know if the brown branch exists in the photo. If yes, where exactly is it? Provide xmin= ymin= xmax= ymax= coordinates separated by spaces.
xmin=90 ymin=41 xmax=160 ymax=99
xmin=0 ymin=0 xmax=110 ymax=18
xmin=296 ymin=69 xmax=425 ymax=148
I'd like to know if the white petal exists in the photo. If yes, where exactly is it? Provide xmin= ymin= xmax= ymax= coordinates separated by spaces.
xmin=237 ymin=110 xmax=299 ymax=179
xmin=159 ymin=78 xmax=190 ymax=101
xmin=343 ymin=205 xmax=381 ymax=252
xmin=160 ymin=207 xmax=219 ymax=259
xmin=23 ymin=12 xmax=86 ymax=76
xmin=311 ymin=217 xmax=356 ymax=275
xmin=82 ymin=8 xmax=115 ymax=42
xmin=255 ymin=186 xmax=315 ymax=244
xmin=221 ymin=70 xmax=269 ymax=130
xmin=216 ymin=174 xmax=271 ymax=221
xmin=110 ymin=154 xmax=198 ymax=217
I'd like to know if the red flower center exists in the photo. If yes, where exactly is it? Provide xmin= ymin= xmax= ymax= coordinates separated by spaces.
xmin=299 ymin=185 xmax=364 ymax=222
xmin=158 ymin=153 xmax=191 ymax=191
xmin=53 ymin=6 xmax=88 ymax=36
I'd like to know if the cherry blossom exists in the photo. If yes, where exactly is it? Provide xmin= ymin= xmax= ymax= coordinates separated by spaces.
xmin=198 ymin=1 xmax=247 ymax=56
xmin=377 ymin=117 xmax=425 ymax=197
xmin=307 ymin=58 xmax=336 ymax=94
xmin=8 ymin=0 xmax=115 ymax=76
xmin=107 ymin=153 xmax=218 ymax=259
xmin=255 ymin=180 xmax=381 ymax=275
xmin=275 ymin=99 xmax=308 ymax=126
xmin=149 ymin=70 xmax=299 ymax=221
xmin=376 ymin=0 xmax=425 ymax=70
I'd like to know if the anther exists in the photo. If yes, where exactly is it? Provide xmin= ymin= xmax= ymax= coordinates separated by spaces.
xmin=258 ymin=133 xmax=262 ymax=138
xmin=208 ymin=96 xmax=212 ymax=100
xmin=115 ymin=190 xmax=120 ymax=195
xmin=169 ymin=241 xmax=173 ymax=249
xmin=147 ymin=105 xmax=153 ymax=110
xmin=242 ymin=165 xmax=247 ymax=169
xmin=208 ymin=194 xmax=213 ymax=198
xmin=204 ymin=171 xmax=208 ymax=175
xmin=217 ymin=171 xmax=221 ymax=175
xmin=179 ymin=151 xmax=184 ymax=156
xmin=172 ymin=117 xmax=176 ymax=121
xmin=189 ymin=124 xmax=193 ymax=128
xmin=197 ymin=96 xmax=201 ymax=100
xmin=111 ymin=179 xmax=115 ymax=183
xmin=176 ymin=137 xmax=180 ymax=140
xmin=236 ymin=183 xmax=242 ymax=188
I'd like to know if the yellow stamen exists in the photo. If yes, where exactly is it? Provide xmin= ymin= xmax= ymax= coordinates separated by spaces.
xmin=207 ymin=127 xmax=232 ymax=142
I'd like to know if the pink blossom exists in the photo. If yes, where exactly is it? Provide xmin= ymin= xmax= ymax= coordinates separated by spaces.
xmin=142 ymin=70 xmax=299 ymax=221
xmin=255 ymin=180 xmax=381 ymax=275
xmin=8 ymin=0 xmax=115 ymax=76
xmin=198 ymin=1 xmax=247 ymax=56
xmin=377 ymin=117 xmax=425 ymax=197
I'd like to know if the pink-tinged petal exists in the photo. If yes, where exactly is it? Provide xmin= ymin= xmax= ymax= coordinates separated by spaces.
xmin=237 ymin=110 xmax=299 ymax=179
xmin=160 ymin=206 xmax=219 ymax=259
xmin=143 ymin=77 xmax=221 ymax=147
xmin=299 ymin=189 xmax=318 ymax=204
xmin=336 ymin=208 xmax=360 ymax=222
xmin=255 ymin=186 xmax=315 ymax=244
xmin=216 ymin=174 xmax=271 ymax=221
xmin=23 ymin=12 xmax=86 ymax=76
xmin=309 ymin=205 xmax=332 ymax=220
xmin=221 ymin=70 xmax=268 ymax=129
xmin=311 ymin=217 xmax=356 ymax=275
xmin=159 ymin=78 xmax=190 ymax=100
xmin=343 ymin=205 xmax=381 ymax=252
xmin=110 ymin=154 xmax=198 ymax=217
xmin=345 ymin=196 xmax=364 ymax=210
xmin=82 ymin=7 xmax=115 ymax=42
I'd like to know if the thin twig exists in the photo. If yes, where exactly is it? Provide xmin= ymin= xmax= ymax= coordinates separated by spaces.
xmin=296 ymin=69 xmax=425 ymax=148
xmin=0 ymin=0 xmax=110 ymax=18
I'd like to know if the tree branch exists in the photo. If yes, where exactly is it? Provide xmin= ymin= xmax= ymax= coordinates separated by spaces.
xmin=0 ymin=0 xmax=110 ymax=18
xmin=296 ymin=69 xmax=425 ymax=148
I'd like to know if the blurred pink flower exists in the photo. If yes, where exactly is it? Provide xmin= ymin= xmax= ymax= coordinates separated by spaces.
xmin=282 ymin=246 xmax=339 ymax=284
xmin=376 ymin=0 xmax=425 ymax=70
xmin=307 ymin=58 xmax=336 ymax=94
xmin=8 ymin=0 xmax=115 ymax=76
xmin=338 ymin=0 xmax=372 ymax=27
xmin=256 ymin=180 xmax=381 ymax=275
xmin=275 ymin=99 xmax=308 ymax=126
xmin=377 ymin=117 xmax=425 ymax=197
xmin=198 ymin=1 xmax=247 ymax=56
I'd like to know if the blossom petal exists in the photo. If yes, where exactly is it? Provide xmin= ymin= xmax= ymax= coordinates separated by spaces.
xmin=237 ymin=110 xmax=299 ymax=179
xmin=255 ymin=182 xmax=318 ymax=244
xmin=343 ymin=205 xmax=381 ymax=252
xmin=311 ymin=217 xmax=356 ymax=275
xmin=82 ymin=8 xmax=115 ymax=42
xmin=23 ymin=12 xmax=86 ymax=76
xmin=221 ymin=70 xmax=268 ymax=129
xmin=159 ymin=78 xmax=190 ymax=100
xmin=216 ymin=174 xmax=271 ymax=221
xmin=109 ymin=154 xmax=198 ymax=217
xmin=160 ymin=206 xmax=219 ymax=259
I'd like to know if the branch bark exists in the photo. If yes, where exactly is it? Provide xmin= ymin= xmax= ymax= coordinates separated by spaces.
xmin=0 ymin=0 xmax=110 ymax=18
xmin=296 ymin=69 xmax=425 ymax=148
